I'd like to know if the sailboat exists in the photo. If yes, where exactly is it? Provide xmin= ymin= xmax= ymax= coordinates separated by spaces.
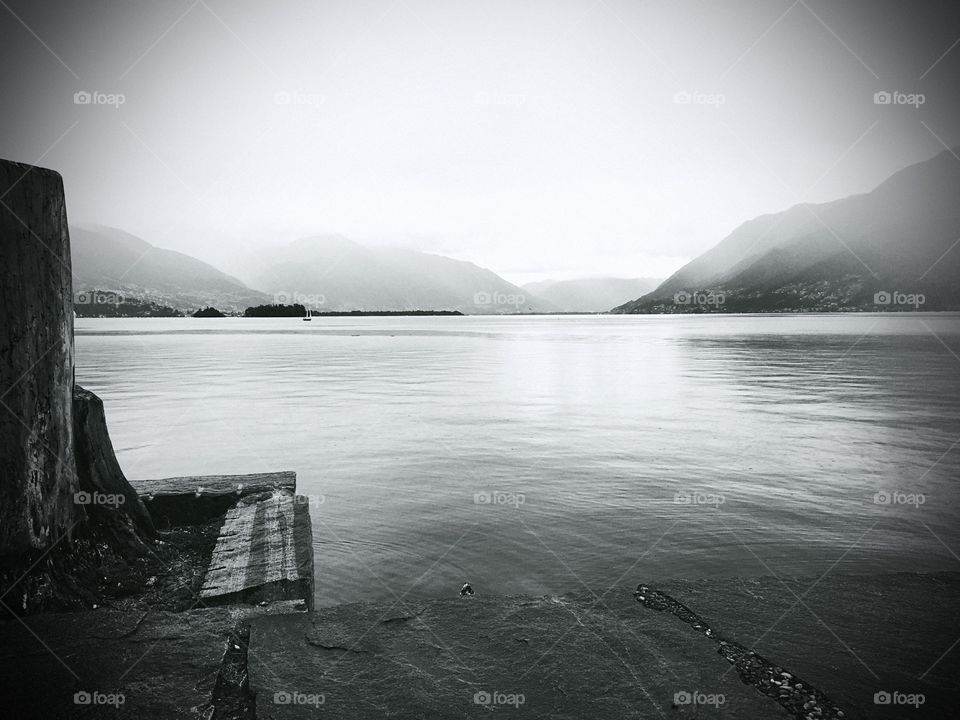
xmin=303 ymin=308 xmax=312 ymax=321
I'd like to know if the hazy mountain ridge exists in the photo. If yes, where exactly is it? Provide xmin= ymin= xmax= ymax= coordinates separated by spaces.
xmin=70 ymin=228 xmax=554 ymax=315
xmin=71 ymin=226 xmax=270 ymax=312
xmin=614 ymin=148 xmax=960 ymax=313
xmin=523 ymin=277 xmax=662 ymax=312
xmin=248 ymin=236 xmax=557 ymax=314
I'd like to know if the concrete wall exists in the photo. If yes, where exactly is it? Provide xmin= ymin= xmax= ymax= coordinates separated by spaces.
xmin=0 ymin=159 xmax=80 ymax=559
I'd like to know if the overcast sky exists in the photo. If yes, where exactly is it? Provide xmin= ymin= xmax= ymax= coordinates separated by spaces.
xmin=2 ymin=0 xmax=959 ymax=284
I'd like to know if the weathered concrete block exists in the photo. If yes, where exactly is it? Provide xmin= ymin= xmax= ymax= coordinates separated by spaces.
xmin=201 ymin=489 xmax=314 ymax=610
xmin=72 ymin=384 xmax=154 ymax=536
xmin=0 ymin=159 xmax=79 ymax=559
xmin=136 ymin=471 xmax=297 ymax=526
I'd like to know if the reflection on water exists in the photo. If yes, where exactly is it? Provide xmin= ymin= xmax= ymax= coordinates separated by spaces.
xmin=75 ymin=314 xmax=960 ymax=607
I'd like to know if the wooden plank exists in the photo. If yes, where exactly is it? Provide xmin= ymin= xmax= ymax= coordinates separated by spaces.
xmin=200 ymin=490 xmax=313 ymax=609
xmin=133 ymin=471 xmax=296 ymax=499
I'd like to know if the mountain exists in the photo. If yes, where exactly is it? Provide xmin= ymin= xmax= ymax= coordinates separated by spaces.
xmin=247 ymin=236 xmax=556 ymax=314
xmin=70 ymin=226 xmax=270 ymax=313
xmin=613 ymin=147 xmax=960 ymax=313
xmin=523 ymin=277 xmax=662 ymax=312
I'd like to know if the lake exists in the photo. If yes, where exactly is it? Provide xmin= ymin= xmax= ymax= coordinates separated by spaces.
xmin=74 ymin=313 xmax=960 ymax=608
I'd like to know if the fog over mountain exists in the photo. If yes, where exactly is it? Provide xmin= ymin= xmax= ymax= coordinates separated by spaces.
xmin=3 ymin=0 xmax=959 ymax=281
xmin=523 ymin=278 xmax=662 ymax=312
xmin=71 ymin=226 xmax=269 ymax=312
xmin=245 ymin=236 xmax=557 ymax=314
xmin=71 ymin=228 xmax=561 ymax=314
xmin=614 ymin=147 xmax=960 ymax=313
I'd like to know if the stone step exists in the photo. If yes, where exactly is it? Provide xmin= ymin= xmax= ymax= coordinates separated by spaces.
xmin=245 ymin=592 xmax=792 ymax=719
xmin=0 ymin=603 xmax=306 ymax=719
xmin=200 ymin=490 xmax=314 ymax=610
xmin=134 ymin=471 xmax=297 ymax=524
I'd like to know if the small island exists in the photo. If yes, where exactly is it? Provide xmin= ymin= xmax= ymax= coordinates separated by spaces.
xmin=243 ymin=303 xmax=463 ymax=317
xmin=193 ymin=306 xmax=226 ymax=318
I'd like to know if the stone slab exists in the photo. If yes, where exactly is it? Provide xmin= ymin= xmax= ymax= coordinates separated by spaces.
xmin=134 ymin=471 xmax=297 ymax=525
xmin=0 ymin=602 xmax=304 ymax=720
xmin=655 ymin=572 xmax=960 ymax=719
xmin=248 ymin=590 xmax=792 ymax=719
xmin=201 ymin=490 xmax=314 ymax=611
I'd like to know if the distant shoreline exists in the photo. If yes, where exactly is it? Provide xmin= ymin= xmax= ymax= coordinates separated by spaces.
xmin=71 ymin=309 xmax=960 ymax=319
xmin=267 ymin=309 xmax=464 ymax=317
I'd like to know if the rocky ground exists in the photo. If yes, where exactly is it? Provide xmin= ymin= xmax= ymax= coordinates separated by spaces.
xmin=245 ymin=572 xmax=959 ymax=719
xmin=97 ymin=520 xmax=221 ymax=612
xmin=655 ymin=573 xmax=960 ymax=719
xmin=2 ymin=572 xmax=956 ymax=718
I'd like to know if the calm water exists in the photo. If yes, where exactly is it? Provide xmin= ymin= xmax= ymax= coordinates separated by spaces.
xmin=75 ymin=314 xmax=960 ymax=607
